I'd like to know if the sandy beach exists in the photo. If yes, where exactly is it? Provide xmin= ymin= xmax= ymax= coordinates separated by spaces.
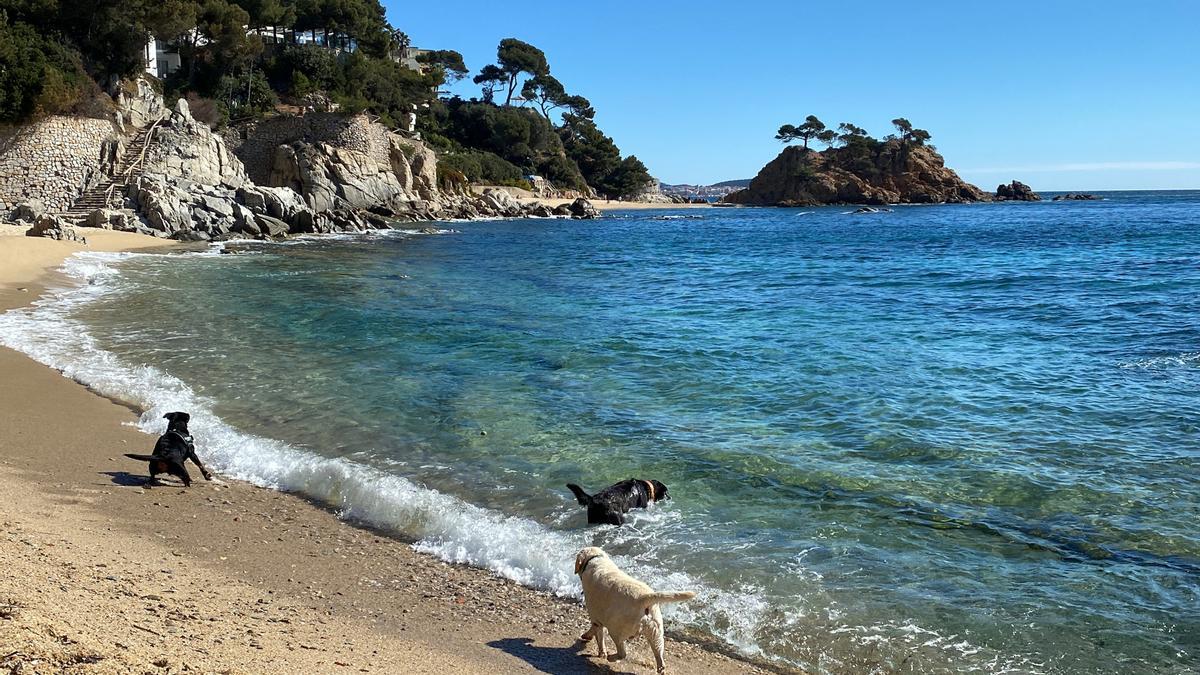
xmin=0 ymin=224 xmax=772 ymax=674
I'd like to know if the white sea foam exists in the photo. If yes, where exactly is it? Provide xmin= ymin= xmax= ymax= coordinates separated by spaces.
xmin=0 ymin=250 xmax=1026 ymax=674
xmin=1119 ymin=352 xmax=1200 ymax=371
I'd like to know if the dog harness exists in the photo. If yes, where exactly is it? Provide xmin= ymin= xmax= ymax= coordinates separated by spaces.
xmin=642 ymin=479 xmax=656 ymax=503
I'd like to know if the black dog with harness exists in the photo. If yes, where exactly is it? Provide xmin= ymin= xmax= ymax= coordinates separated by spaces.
xmin=124 ymin=412 xmax=213 ymax=487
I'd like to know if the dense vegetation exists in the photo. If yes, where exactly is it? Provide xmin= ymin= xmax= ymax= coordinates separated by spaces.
xmin=428 ymin=38 xmax=650 ymax=197
xmin=774 ymin=115 xmax=936 ymax=179
xmin=0 ymin=1 xmax=651 ymax=197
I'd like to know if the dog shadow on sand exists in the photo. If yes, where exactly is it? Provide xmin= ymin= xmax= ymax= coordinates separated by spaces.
xmin=487 ymin=637 xmax=638 ymax=675
xmin=101 ymin=471 xmax=187 ymax=488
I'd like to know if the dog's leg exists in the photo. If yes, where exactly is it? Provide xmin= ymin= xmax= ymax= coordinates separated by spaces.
xmin=170 ymin=462 xmax=192 ymax=488
xmin=580 ymin=622 xmax=598 ymax=642
xmin=188 ymin=450 xmax=213 ymax=481
xmin=596 ymin=625 xmax=607 ymax=658
xmin=642 ymin=609 xmax=667 ymax=674
xmin=606 ymin=635 xmax=627 ymax=663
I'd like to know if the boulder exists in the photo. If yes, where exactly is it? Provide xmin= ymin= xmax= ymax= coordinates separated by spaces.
xmin=82 ymin=208 xmax=139 ymax=231
xmin=253 ymin=213 xmax=291 ymax=238
xmin=26 ymin=215 xmax=86 ymax=243
xmin=567 ymin=198 xmax=600 ymax=219
xmin=995 ymin=180 xmax=1041 ymax=201
xmin=10 ymin=200 xmax=45 ymax=223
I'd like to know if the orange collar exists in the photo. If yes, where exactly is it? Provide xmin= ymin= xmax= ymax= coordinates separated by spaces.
xmin=642 ymin=479 xmax=656 ymax=503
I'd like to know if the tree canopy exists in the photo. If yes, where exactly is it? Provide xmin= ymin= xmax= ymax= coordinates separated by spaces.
xmin=472 ymin=38 xmax=547 ymax=106
xmin=776 ymin=115 xmax=827 ymax=149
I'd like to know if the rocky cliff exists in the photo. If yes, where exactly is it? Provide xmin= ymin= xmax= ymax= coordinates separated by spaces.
xmin=724 ymin=141 xmax=989 ymax=206
xmin=6 ymin=97 xmax=600 ymax=242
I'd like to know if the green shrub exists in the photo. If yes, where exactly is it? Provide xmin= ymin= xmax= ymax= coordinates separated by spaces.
xmin=437 ymin=150 xmax=524 ymax=185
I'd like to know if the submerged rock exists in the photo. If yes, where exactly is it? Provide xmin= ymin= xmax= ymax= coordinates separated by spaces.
xmin=1052 ymin=193 xmax=1102 ymax=201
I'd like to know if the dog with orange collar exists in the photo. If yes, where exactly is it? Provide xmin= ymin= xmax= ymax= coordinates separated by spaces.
xmin=566 ymin=479 xmax=670 ymax=525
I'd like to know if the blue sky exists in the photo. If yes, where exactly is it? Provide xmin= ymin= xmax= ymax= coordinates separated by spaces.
xmin=386 ymin=0 xmax=1200 ymax=190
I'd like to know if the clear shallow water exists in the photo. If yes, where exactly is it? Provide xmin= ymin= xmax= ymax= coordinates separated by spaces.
xmin=2 ymin=192 xmax=1198 ymax=673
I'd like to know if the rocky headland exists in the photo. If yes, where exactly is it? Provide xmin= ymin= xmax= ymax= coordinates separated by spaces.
xmin=2 ymin=92 xmax=600 ymax=244
xmin=723 ymin=141 xmax=989 ymax=206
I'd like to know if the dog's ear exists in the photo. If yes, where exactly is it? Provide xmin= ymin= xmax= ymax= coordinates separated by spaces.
xmin=574 ymin=550 xmax=587 ymax=575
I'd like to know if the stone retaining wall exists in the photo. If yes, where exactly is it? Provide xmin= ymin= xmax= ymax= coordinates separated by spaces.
xmin=0 ymin=117 xmax=119 ymax=213
xmin=223 ymin=113 xmax=391 ymax=185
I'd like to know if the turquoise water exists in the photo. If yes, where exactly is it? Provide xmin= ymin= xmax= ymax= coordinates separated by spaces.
xmin=2 ymin=192 xmax=1198 ymax=673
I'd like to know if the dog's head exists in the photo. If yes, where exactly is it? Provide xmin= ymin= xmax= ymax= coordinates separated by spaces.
xmin=163 ymin=411 xmax=191 ymax=433
xmin=650 ymin=480 xmax=670 ymax=502
xmin=574 ymin=546 xmax=607 ymax=575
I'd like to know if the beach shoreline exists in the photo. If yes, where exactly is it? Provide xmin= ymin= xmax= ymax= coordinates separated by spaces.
xmin=0 ymin=225 xmax=774 ymax=674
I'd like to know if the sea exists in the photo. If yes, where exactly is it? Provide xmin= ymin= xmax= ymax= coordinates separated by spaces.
xmin=1 ymin=191 xmax=1197 ymax=674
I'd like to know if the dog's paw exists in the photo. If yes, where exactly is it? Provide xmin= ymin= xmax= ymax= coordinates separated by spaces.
xmin=606 ymin=654 xmax=623 ymax=663
xmin=579 ymin=633 xmax=592 ymax=642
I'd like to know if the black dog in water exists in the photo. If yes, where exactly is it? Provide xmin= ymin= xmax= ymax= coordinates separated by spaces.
xmin=566 ymin=479 xmax=670 ymax=525
xmin=124 ymin=412 xmax=213 ymax=487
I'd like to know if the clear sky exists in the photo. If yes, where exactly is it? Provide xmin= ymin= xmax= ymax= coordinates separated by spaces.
xmin=385 ymin=0 xmax=1200 ymax=191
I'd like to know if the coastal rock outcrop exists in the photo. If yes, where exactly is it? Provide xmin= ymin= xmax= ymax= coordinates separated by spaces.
xmin=994 ymin=180 xmax=1040 ymax=201
xmin=26 ymin=214 xmax=86 ymax=243
xmin=568 ymin=198 xmax=601 ymax=219
xmin=95 ymin=98 xmax=600 ymax=241
xmin=724 ymin=142 xmax=988 ymax=206
xmin=1052 ymin=193 xmax=1102 ymax=201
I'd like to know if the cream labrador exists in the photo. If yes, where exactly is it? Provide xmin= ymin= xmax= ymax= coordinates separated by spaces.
xmin=574 ymin=546 xmax=696 ymax=674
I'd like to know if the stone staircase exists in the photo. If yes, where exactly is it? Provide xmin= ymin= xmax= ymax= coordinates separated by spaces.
xmin=59 ymin=116 xmax=165 ymax=222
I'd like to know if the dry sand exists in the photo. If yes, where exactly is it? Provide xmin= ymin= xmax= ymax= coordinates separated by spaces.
xmin=0 ymin=226 xmax=776 ymax=674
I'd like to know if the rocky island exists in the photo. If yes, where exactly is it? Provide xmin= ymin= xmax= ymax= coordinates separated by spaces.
xmin=724 ymin=117 xmax=990 ymax=206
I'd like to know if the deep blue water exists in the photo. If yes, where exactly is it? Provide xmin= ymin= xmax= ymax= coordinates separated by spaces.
xmin=3 ymin=191 xmax=1198 ymax=673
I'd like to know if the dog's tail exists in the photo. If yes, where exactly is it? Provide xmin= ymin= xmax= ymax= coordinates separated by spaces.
xmin=566 ymin=483 xmax=592 ymax=505
xmin=124 ymin=453 xmax=158 ymax=462
xmin=641 ymin=590 xmax=697 ymax=606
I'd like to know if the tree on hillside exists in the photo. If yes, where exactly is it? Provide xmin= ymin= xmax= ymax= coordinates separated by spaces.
xmin=775 ymin=115 xmax=826 ymax=149
xmin=817 ymin=128 xmax=838 ymax=149
xmin=601 ymin=155 xmax=652 ymax=200
xmin=837 ymin=122 xmax=869 ymax=142
xmin=892 ymin=117 xmax=932 ymax=146
xmin=416 ymin=49 xmax=468 ymax=83
xmin=520 ymin=73 xmax=592 ymax=120
xmin=556 ymin=113 xmax=650 ymax=198
xmin=473 ymin=38 xmax=548 ymax=106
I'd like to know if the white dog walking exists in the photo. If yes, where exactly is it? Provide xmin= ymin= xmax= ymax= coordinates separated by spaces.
xmin=574 ymin=546 xmax=696 ymax=674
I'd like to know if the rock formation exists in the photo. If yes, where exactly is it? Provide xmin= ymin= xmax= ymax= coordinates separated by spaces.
xmin=1052 ymin=193 xmax=1101 ymax=201
xmin=10 ymin=92 xmax=600 ymax=242
xmin=994 ymin=180 xmax=1040 ymax=201
xmin=723 ymin=142 xmax=989 ymax=206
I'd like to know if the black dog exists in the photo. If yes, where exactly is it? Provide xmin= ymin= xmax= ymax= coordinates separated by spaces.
xmin=566 ymin=479 xmax=670 ymax=525
xmin=124 ymin=412 xmax=212 ymax=487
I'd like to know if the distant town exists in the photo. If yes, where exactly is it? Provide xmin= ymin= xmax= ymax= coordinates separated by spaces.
xmin=660 ymin=179 xmax=750 ymax=200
